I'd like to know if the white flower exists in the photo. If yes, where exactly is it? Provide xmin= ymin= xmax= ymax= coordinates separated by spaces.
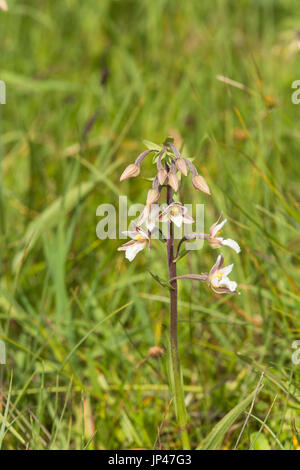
xmin=118 ymin=223 xmax=149 ymax=262
xmin=159 ymin=202 xmax=194 ymax=228
xmin=137 ymin=204 xmax=160 ymax=232
xmin=209 ymin=214 xmax=241 ymax=253
xmin=208 ymin=254 xmax=239 ymax=294
xmin=169 ymin=254 xmax=239 ymax=295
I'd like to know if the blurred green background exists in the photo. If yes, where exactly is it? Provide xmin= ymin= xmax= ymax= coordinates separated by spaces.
xmin=0 ymin=0 xmax=299 ymax=450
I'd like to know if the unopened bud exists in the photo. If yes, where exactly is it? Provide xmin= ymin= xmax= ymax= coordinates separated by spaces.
xmin=146 ymin=188 xmax=160 ymax=206
xmin=147 ymin=346 xmax=164 ymax=358
xmin=175 ymin=158 xmax=187 ymax=176
xmin=120 ymin=163 xmax=140 ymax=182
xmin=157 ymin=168 xmax=167 ymax=185
xmin=168 ymin=173 xmax=178 ymax=192
xmin=192 ymin=174 xmax=210 ymax=194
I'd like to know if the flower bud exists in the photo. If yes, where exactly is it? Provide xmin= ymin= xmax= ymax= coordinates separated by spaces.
xmin=157 ymin=168 xmax=167 ymax=185
xmin=175 ymin=158 xmax=187 ymax=176
xmin=168 ymin=173 xmax=178 ymax=192
xmin=120 ymin=163 xmax=140 ymax=182
xmin=192 ymin=174 xmax=210 ymax=194
xmin=146 ymin=188 xmax=160 ymax=206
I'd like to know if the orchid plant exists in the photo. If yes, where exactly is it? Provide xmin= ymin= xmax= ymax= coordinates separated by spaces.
xmin=118 ymin=138 xmax=241 ymax=449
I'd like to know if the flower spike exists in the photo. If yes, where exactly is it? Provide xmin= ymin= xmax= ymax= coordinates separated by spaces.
xmin=115 ymin=137 xmax=243 ymax=446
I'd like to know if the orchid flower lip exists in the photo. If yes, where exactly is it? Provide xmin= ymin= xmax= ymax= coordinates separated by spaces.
xmin=208 ymin=254 xmax=238 ymax=294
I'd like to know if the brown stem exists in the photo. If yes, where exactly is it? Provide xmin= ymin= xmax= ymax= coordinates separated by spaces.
xmin=167 ymin=184 xmax=178 ymax=349
xmin=166 ymin=182 xmax=190 ymax=449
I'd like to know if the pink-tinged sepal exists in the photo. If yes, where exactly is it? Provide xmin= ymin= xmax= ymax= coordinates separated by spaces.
xmin=118 ymin=223 xmax=150 ymax=261
xmin=175 ymin=158 xmax=188 ymax=176
xmin=137 ymin=205 xmax=160 ymax=232
xmin=120 ymin=163 xmax=140 ymax=182
xmin=192 ymin=174 xmax=211 ymax=194
xmin=157 ymin=168 xmax=168 ymax=185
xmin=168 ymin=172 xmax=179 ymax=192
xmin=146 ymin=189 xmax=160 ymax=207
xmin=209 ymin=253 xmax=224 ymax=276
xmin=209 ymin=214 xmax=241 ymax=253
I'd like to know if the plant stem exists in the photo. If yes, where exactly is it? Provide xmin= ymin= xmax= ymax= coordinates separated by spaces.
xmin=166 ymin=184 xmax=190 ymax=450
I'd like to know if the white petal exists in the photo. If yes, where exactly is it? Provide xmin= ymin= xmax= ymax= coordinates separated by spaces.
xmin=210 ymin=273 xmax=221 ymax=288
xmin=182 ymin=214 xmax=194 ymax=224
xmin=149 ymin=204 xmax=160 ymax=219
xmin=171 ymin=214 xmax=183 ymax=227
xmin=220 ymin=264 xmax=233 ymax=276
xmin=145 ymin=220 xmax=156 ymax=231
xmin=137 ymin=207 xmax=148 ymax=226
xmin=220 ymin=276 xmax=237 ymax=292
xmin=181 ymin=205 xmax=188 ymax=215
xmin=228 ymin=280 xmax=237 ymax=291
xmin=159 ymin=207 xmax=172 ymax=222
xmin=122 ymin=230 xmax=138 ymax=239
xmin=222 ymin=238 xmax=241 ymax=253
xmin=210 ymin=254 xmax=224 ymax=276
xmin=145 ymin=205 xmax=160 ymax=230
xmin=211 ymin=218 xmax=227 ymax=237
xmin=125 ymin=241 xmax=146 ymax=261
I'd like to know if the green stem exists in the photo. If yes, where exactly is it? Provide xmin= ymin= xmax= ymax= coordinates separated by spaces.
xmin=166 ymin=184 xmax=190 ymax=450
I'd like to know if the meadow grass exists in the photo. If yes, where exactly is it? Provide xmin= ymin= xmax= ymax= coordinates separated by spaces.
xmin=0 ymin=0 xmax=299 ymax=450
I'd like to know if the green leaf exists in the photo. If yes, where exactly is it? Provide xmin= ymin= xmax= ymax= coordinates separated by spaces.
xmin=148 ymin=271 xmax=174 ymax=290
xmin=143 ymin=140 xmax=162 ymax=152
xmin=197 ymin=389 xmax=258 ymax=450
xmin=173 ymin=249 xmax=189 ymax=263
xmin=163 ymin=136 xmax=174 ymax=145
